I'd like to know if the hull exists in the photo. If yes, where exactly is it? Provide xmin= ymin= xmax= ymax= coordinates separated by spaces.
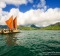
xmin=0 ymin=29 xmax=20 ymax=34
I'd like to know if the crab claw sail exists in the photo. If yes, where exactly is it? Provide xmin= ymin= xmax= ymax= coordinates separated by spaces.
xmin=5 ymin=16 xmax=13 ymax=30
xmin=13 ymin=17 xmax=17 ymax=29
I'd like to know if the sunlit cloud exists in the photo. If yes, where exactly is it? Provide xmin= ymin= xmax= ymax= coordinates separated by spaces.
xmin=0 ymin=0 xmax=60 ymax=27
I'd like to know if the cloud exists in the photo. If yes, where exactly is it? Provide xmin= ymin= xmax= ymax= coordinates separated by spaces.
xmin=0 ymin=8 xmax=60 ymax=27
xmin=0 ymin=0 xmax=60 ymax=27
xmin=40 ymin=0 xmax=46 ymax=7
xmin=18 ymin=8 xmax=60 ymax=27
xmin=28 ymin=0 xmax=33 ymax=3
xmin=0 ymin=2 xmax=6 ymax=8
xmin=0 ymin=10 xmax=9 ymax=25
xmin=37 ymin=0 xmax=47 ymax=11
xmin=0 ymin=0 xmax=33 ymax=6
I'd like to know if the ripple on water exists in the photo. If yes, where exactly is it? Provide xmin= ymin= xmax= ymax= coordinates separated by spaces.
xmin=0 ymin=30 xmax=60 ymax=56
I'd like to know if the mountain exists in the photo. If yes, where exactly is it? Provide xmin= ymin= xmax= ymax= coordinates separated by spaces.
xmin=50 ymin=22 xmax=60 ymax=26
xmin=31 ymin=24 xmax=40 ymax=28
xmin=40 ymin=22 xmax=60 ymax=30
xmin=0 ymin=25 xmax=8 ymax=29
xmin=0 ymin=22 xmax=60 ymax=30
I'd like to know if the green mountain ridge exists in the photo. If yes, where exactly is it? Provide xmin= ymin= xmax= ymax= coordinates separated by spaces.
xmin=18 ymin=22 xmax=60 ymax=30
xmin=0 ymin=22 xmax=60 ymax=30
xmin=40 ymin=22 xmax=60 ymax=30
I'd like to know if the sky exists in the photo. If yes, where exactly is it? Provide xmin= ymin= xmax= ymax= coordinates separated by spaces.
xmin=0 ymin=0 xmax=60 ymax=27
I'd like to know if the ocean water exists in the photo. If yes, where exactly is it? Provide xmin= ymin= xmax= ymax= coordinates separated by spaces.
xmin=0 ymin=30 xmax=60 ymax=56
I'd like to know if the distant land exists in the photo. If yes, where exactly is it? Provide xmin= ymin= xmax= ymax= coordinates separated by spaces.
xmin=18 ymin=22 xmax=60 ymax=30
xmin=0 ymin=22 xmax=60 ymax=30
xmin=40 ymin=22 xmax=60 ymax=30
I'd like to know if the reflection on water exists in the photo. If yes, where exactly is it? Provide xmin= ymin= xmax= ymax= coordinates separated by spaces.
xmin=0 ymin=33 xmax=35 ymax=56
xmin=6 ymin=34 xmax=17 ymax=46
xmin=0 ymin=30 xmax=60 ymax=56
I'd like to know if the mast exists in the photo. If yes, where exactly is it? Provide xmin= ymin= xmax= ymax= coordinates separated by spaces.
xmin=13 ymin=17 xmax=17 ymax=29
xmin=5 ymin=16 xmax=13 ymax=30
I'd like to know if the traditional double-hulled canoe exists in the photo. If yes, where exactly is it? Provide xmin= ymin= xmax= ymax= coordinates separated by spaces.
xmin=0 ymin=16 xmax=20 ymax=34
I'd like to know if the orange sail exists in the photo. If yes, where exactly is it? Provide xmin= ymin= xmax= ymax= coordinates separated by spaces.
xmin=5 ymin=16 xmax=13 ymax=30
xmin=13 ymin=17 xmax=17 ymax=29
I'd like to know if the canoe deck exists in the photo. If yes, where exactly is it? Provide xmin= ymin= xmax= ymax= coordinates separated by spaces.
xmin=0 ymin=29 xmax=20 ymax=34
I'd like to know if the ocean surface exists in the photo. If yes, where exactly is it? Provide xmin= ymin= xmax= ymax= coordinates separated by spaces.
xmin=0 ymin=30 xmax=60 ymax=56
